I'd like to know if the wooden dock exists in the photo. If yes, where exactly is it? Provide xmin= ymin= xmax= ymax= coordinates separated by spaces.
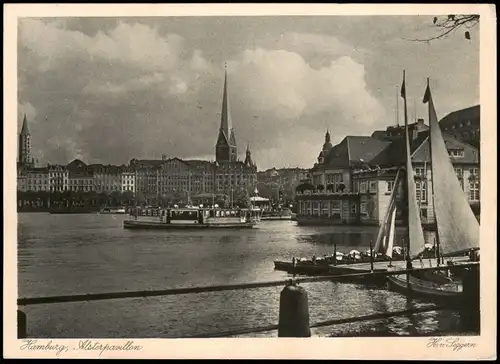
xmin=328 ymin=256 xmax=472 ymax=276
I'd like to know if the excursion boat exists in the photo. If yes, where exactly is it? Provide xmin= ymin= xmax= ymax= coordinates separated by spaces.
xmin=123 ymin=205 xmax=262 ymax=230
xmin=385 ymin=75 xmax=480 ymax=301
xmin=100 ymin=206 xmax=127 ymax=214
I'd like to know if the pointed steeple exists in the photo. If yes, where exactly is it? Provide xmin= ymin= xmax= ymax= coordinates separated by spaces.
xmin=325 ymin=129 xmax=330 ymax=143
xmin=220 ymin=62 xmax=234 ymax=146
xmin=21 ymin=114 xmax=30 ymax=135
xmin=244 ymin=143 xmax=254 ymax=167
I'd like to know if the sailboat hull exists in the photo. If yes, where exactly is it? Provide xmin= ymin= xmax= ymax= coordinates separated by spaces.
xmin=386 ymin=273 xmax=463 ymax=303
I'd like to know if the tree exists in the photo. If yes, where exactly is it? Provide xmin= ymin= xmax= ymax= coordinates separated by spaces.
xmin=233 ymin=188 xmax=251 ymax=208
xmin=411 ymin=15 xmax=479 ymax=42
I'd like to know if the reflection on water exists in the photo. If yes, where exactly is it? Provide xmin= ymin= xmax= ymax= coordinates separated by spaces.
xmin=17 ymin=214 xmax=461 ymax=338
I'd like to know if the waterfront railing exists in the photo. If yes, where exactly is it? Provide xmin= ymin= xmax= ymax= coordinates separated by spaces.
xmin=16 ymin=263 xmax=480 ymax=338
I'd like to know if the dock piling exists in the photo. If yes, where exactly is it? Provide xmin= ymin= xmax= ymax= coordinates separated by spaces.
xmin=278 ymin=282 xmax=310 ymax=337
xmin=460 ymin=266 xmax=480 ymax=333
xmin=18 ymin=309 xmax=27 ymax=338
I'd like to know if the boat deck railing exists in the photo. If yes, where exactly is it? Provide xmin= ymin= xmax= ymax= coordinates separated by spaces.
xmin=16 ymin=262 xmax=479 ymax=338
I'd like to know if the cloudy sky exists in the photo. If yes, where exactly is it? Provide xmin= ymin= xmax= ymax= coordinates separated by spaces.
xmin=18 ymin=16 xmax=479 ymax=170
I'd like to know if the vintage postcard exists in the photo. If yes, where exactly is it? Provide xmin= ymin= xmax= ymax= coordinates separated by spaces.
xmin=3 ymin=3 xmax=497 ymax=360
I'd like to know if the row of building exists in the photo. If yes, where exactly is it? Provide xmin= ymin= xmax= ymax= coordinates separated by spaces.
xmin=17 ymin=68 xmax=258 ymax=202
xmin=296 ymin=105 xmax=481 ymax=226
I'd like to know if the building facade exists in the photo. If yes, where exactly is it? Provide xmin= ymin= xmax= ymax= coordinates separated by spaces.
xmin=351 ymin=128 xmax=480 ymax=226
xmin=66 ymin=159 xmax=94 ymax=193
xmin=121 ymin=167 xmax=136 ymax=193
xmin=25 ymin=167 xmax=50 ymax=192
xmin=48 ymin=164 xmax=68 ymax=192
xmin=439 ymin=105 xmax=480 ymax=149
xmin=296 ymin=135 xmax=391 ymax=223
xmin=88 ymin=164 xmax=122 ymax=193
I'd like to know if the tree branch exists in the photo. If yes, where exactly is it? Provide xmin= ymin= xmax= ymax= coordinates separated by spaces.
xmin=405 ymin=14 xmax=479 ymax=43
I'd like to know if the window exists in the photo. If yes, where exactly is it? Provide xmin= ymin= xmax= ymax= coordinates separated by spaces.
xmin=448 ymin=149 xmax=464 ymax=158
xmin=369 ymin=181 xmax=377 ymax=193
xmin=420 ymin=207 xmax=428 ymax=219
xmin=360 ymin=203 xmax=367 ymax=214
xmin=454 ymin=168 xmax=463 ymax=178
xmin=414 ymin=167 xmax=425 ymax=177
xmin=415 ymin=181 xmax=427 ymax=203
xmin=469 ymin=181 xmax=480 ymax=201
xmin=360 ymin=181 xmax=367 ymax=193
xmin=469 ymin=168 xmax=479 ymax=176
xmin=387 ymin=181 xmax=394 ymax=193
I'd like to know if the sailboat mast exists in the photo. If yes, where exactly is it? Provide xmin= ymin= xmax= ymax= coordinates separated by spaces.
xmin=396 ymin=86 xmax=400 ymax=126
xmin=401 ymin=70 xmax=413 ymax=270
xmin=425 ymin=77 xmax=441 ymax=264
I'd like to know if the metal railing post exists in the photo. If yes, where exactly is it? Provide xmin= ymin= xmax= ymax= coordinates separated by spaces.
xmin=18 ymin=309 xmax=27 ymax=338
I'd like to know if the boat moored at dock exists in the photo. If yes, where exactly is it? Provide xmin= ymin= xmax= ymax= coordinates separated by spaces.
xmin=123 ymin=206 xmax=262 ymax=230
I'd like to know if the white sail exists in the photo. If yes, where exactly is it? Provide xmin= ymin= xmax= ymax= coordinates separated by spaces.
xmin=373 ymin=169 xmax=401 ymax=254
xmin=424 ymin=82 xmax=480 ymax=255
xmin=385 ymin=207 xmax=397 ymax=258
xmin=402 ymin=72 xmax=427 ymax=259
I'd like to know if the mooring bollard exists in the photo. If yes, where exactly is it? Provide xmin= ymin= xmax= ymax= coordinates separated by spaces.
xmin=18 ymin=309 xmax=27 ymax=338
xmin=369 ymin=240 xmax=374 ymax=273
xmin=333 ymin=244 xmax=337 ymax=266
xmin=460 ymin=266 xmax=480 ymax=333
xmin=278 ymin=282 xmax=310 ymax=337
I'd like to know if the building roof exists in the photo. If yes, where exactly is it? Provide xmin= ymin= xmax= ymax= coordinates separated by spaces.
xmin=439 ymin=105 xmax=480 ymax=128
xmin=368 ymin=130 xmax=479 ymax=167
xmin=322 ymin=136 xmax=391 ymax=168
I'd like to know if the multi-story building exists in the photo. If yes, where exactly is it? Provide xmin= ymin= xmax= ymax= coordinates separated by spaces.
xmin=89 ymin=164 xmax=123 ymax=193
xmin=67 ymin=159 xmax=94 ymax=193
xmin=25 ymin=167 xmax=50 ymax=192
xmin=17 ymin=173 xmax=27 ymax=192
xmin=358 ymin=128 xmax=481 ymax=225
xmin=296 ymin=134 xmax=391 ymax=223
xmin=47 ymin=164 xmax=68 ymax=192
xmin=121 ymin=167 xmax=136 ymax=193
xmin=257 ymin=167 xmax=310 ymax=202
xmin=155 ymin=158 xmax=216 ymax=204
xmin=439 ymin=105 xmax=480 ymax=149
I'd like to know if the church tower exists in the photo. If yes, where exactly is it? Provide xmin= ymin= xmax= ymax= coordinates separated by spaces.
xmin=215 ymin=64 xmax=237 ymax=163
xmin=18 ymin=114 xmax=33 ymax=167
xmin=244 ymin=144 xmax=255 ymax=169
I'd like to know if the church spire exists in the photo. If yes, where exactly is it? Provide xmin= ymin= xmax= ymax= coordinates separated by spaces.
xmin=21 ymin=114 xmax=30 ymax=135
xmin=215 ymin=64 xmax=238 ymax=162
xmin=220 ymin=62 xmax=233 ymax=144
xmin=244 ymin=143 xmax=254 ymax=168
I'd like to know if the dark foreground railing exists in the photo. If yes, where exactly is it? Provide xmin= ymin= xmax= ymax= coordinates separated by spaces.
xmin=17 ymin=263 xmax=480 ymax=338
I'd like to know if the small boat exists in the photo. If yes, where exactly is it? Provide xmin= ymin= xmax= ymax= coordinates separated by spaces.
xmin=123 ymin=205 xmax=262 ymax=230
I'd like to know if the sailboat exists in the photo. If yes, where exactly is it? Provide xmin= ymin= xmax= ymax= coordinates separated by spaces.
xmin=386 ymin=72 xmax=480 ymax=301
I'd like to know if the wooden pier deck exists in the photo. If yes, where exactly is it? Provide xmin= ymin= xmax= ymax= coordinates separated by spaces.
xmin=328 ymin=256 xmax=472 ymax=275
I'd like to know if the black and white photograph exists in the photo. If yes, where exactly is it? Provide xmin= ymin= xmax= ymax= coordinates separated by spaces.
xmin=4 ymin=3 xmax=496 ymax=360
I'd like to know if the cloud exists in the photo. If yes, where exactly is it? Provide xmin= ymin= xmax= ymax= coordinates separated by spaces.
xmin=18 ymin=101 xmax=37 ymax=129
xmin=225 ymin=47 xmax=385 ymax=166
xmin=17 ymin=17 xmax=477 ymax=171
